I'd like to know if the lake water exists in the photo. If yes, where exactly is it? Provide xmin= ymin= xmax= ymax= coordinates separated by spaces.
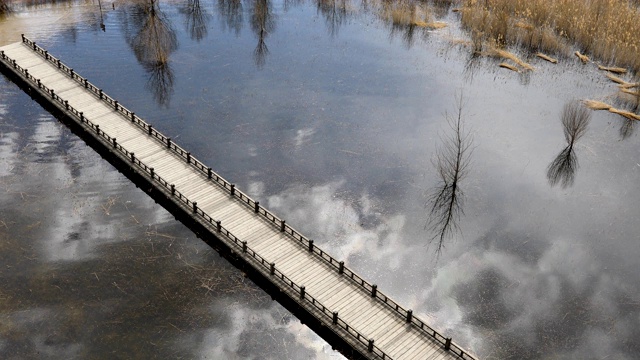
xmin=1 ymin=0 xmax=639 ymax=358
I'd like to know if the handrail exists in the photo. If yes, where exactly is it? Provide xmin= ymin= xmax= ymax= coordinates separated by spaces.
xmin=5 ymin=35 xmax=477 ymax=360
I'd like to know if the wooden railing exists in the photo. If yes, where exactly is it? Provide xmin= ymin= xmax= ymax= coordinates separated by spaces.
xmin=2 ymin=35 xmax=477 ymax=360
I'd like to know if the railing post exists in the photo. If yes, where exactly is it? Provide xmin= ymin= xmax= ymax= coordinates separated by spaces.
xmin=308 ymin=240 xmax=314 ymax=252
xmin=37 ymin=79 xmax=41 ymax=88
xmin=406 ymin=310 xmax=413 ymax=323
xmin=270 ymin=262 xmax=275 ymax=275
xmin=167 ymin=137 xmax=171 ymax=148
xmin=207 ymin=167 xmax=212 ymax=179
xmin=12 ymin=59 xmax=16 ymax=68
xmin=300 ymin=286 xmax=305 ymax=299
xmin=50 ymin=89 xmax=54 ymax=98
xmin=216 ymin=220 xmax=221 ymax=232
xmin=44 ymin=50 xmax=48 ymax=59
xmin=112 ymin=138 xmax=117 ymax=148
xmin=21 ymin=34 xmax=25 ymax=42
xmin=332 ymin=312 xmax=338 ymax=325
xmin=32 ymin=42 xmax=36 ymax=50
xmin=171 ymin=184 xmax=175 ymax=195
xmin=0 ymin=50 xmax=4 ymax=58
xmin=193 ymin=202 xmax=197 ymax=213
xmin=95 ymin=125 xmax=100 ymax=136
xmin=84 ymin=79 xmax=88 ymax=88
xmin=64 ymin=100 xmax=69 ymax=110
xmin=186 ymin=152 xmax=191 ymax=163
xmin=70 ymin=69 xmax=74 ymax=78
xmin=114 ymin=100 xmax=118 ymax=110
xmin=280 ymin=220 xmax=285 ymax=232
xmin=57 ymin=59 xmax=60 ymax=68
xmin=130 ymin=152 xmax=135 ymax=162
xmin=371 ymin=284 xmax=377 ymax=298
xmin=80 ymin=112 xmax=84 ymax=122
xmin=24 ymin=69 xmax=28 ymax=78
xmin=131 ymin=112 xmax=135 ymax=121
xmin=254 ymin=201 xmax=259 ymax=213
xmin=444 ymin=338 xmax=452 ymax=351
xmin=148 ymin=125 xmax=153 ymax=135
xmin=150 ymin=168 xmax=154 ymax=178
xmin=230 ymin=184 xmax=235 ymax=196
xmin=339 ymin=261 xmax=344 ymax=274
xmin=242 ymin=241 xmax=247 ymax=253
xmin=368 ymin=339 xmax=374 ymax=352
xmin=98 ymin=89 xmax=103 ymax=99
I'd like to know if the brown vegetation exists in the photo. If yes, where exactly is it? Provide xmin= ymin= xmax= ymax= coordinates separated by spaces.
xmin=498 ymin=62 xmax=518 ymax=72
xmin=575 ymin=51 xmax=589 ymax=63
xmin=458 ymin=0 xmax=640 ymax=74
xmin=536 ymin=53 xmax=557 ymax=64
xmin=488 ymin=47 xmax=534 ymax=70
xmin=598 ymin=65 xmax=627 ymax=74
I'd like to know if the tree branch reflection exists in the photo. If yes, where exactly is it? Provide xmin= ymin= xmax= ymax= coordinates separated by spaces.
xmin=426 ymin=95 xmax=473 ymax=255
xmin=547 ymin=101 xmax=591 ymax=188
xmin=120 ymin=0 xmax=178 ymax=107
xmin=251 ymin=0 xmax=275 ymax=69
xmin=316 ymin=0 xmax=350 ymax=38
xmin=218 ymin=0 xmax=243 ymax=36
xmin=180 ymin=0 xmax=211 ymax=41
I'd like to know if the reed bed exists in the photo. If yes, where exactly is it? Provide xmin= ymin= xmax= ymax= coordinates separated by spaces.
xmin=459 ymin=0 xmax=640 ymax=74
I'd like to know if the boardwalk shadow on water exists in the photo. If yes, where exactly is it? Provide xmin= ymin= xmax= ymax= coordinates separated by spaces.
xmin=546 ymin=101 xmax=590 ymax=188
xmin=119 ymin=0 xmax=177 ymax=107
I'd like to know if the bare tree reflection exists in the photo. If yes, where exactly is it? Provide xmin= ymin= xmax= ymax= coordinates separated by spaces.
xmin=426 ymin=95 xmax=473 ymax=255
xmin=218 ymin=0 xmax=243 ymax=36
xmin=180 ymin=0 xmax=211 ymax=41
xmin=120 ymin=0 xmax=178 ymax=107
xmin=316 ymin=0 xmax=350 ymax=38
xmin=0 ymin=0 xmax=11 ymax=15
xmin=547 ymin=101 xmax=591 ymax=188
xmin=251 ymin=0 xmax=275 ymax=69
xmin=619 ymin=119 xmax=635 ymax=139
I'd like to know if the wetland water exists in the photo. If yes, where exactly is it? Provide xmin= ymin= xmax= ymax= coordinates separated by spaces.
xmin=1 ymin=0 xmax=639 ymax=358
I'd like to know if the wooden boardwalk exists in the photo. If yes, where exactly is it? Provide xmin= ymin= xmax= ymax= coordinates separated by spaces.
xmin=0 ymin=36 xmax=477 ymax=360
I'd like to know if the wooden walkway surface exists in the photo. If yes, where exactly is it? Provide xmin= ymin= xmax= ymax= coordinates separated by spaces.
xmin=0 ymin=37 xmax=477 ymax=360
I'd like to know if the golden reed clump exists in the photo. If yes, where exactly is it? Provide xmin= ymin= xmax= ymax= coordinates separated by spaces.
xmin=459 ymin=0 xmax=640 ymax=74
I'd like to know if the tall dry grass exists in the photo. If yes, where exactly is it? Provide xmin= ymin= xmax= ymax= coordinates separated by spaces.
xmin=459 ymin=0 xmax=640 ymax=74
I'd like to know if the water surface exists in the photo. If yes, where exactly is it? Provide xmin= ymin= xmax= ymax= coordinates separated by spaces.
xmin=1 ymin=0 xmax=639 ymax=358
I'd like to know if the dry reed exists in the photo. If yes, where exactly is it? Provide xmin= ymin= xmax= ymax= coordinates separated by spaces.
xmin=583 ymin=100 xmax=612 ymax=110
xmin=489 ymin=47 xmax=534 ymax=70
xmin=499 ymin=62 xmax=519 ymax=72
xmin=609 ymin=108 xmax=640 ymax=120
xmin=575 ymin=51 xmax=589 ymax=63
xmin=606 ymin=73 xmax=629 ymax=85
xmin=598 ymin=65 xmax=627 ymax=74
xmin=536 ymin=53 xmax=557 ymax=64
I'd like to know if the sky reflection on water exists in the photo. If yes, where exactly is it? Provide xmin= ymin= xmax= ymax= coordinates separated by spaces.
xmin=1 ymin=0 xmax=640 ymax=359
